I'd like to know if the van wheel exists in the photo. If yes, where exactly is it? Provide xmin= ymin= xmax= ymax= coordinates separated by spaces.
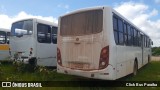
xmin=29 ymin=58 xmax=37 ymax=67
xmin=133 ymin=61 xmax=138 ymax=76
xmin=34 ymin=59 xmax=37 ymax=66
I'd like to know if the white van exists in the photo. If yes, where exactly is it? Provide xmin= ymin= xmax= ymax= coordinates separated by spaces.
xmin=10 ymin=18 xmax=57 ymax=67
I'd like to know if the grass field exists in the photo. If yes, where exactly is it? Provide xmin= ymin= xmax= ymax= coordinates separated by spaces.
xmin=0 ymin=61 xmax=160 ymax=90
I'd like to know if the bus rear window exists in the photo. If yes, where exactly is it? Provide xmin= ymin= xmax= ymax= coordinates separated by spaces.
xmin=11 ymin=20 xmax=33 ymax=36
xmin=60 ymin=9 xmax=103 ymax=36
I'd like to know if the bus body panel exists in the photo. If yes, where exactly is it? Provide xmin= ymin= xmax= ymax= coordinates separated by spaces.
xmin=115 ymin=46 xmax=142 ymax=79
xmin=0 ymin=29 xmax=10 ymax=60
xmin=57 ymin=64 xmax=115 ymax=80
xmin=36 ymin=44 xmax=57 ymax=66
xmin=34 ymin=20 xmax=57 ymax=66
xmin=9 ymin=36 xmax=35 ymax=62
xmin=60 ymin=34 xmax=102 ymax=70
xmin=104 ymin=7 xmax=117 ymax=79
xmin=58 ymin=7 xmax=104 ymax=70
xmin=0 ymin=44 xmax=10 ymax=60
xmin=36 ymin=39 xmax=57 ymax=66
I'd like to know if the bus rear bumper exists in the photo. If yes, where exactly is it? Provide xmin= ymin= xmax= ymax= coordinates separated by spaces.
xmin=57 ymin=65 xmax=116 ymax=80
xmin=10 ymin=56 xmax=29 ymax=64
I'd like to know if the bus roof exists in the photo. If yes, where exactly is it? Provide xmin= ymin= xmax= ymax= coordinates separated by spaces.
xmin=59 ymin=6 xmax=151 ymax=39
xmin=60 ymin=6 xmax=105 ymax=18
xmin=12 ymin=18 xmax=57 ymax=27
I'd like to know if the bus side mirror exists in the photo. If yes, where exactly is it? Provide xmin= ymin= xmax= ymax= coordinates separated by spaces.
xmin=152 ymin=41 xmax=153 ymax=45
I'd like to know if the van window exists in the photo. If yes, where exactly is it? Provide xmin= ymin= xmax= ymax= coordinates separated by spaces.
xmin=52 ymin=27 xmax=57 ymax=44
xmin=11 ymin=20 xmax=33 ymax=36
xmin=37 ymin=23 xmax=51 ymax=43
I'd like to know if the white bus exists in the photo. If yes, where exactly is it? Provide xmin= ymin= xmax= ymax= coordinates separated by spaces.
xmin=0 ymin=28 xmax=10 ymax=60
xmin=10 ymin=18 xmax=57 ymax=67
xmin=57 ymin=6 xmax=153 ymax=80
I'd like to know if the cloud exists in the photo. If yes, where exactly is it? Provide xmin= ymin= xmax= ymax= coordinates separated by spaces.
xmin=114 ymin=2 xmax=160 ymax=46
xmin=155 ymin=0 xmax=160 ymax=4
xmin=57 ymin=4 xmax=69 ymax=9
xmin=0 ymin=11 xmax=58 ymax=31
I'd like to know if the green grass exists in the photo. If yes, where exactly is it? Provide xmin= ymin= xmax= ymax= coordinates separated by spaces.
xmin=0 ymin=63 xmax=77 ymax=81
xmin=0 ymin=61 xmax=160 ymax=90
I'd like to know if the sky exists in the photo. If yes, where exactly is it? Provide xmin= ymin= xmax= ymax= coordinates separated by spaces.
xmin=0 ymin=0 xmax=160 ymax=46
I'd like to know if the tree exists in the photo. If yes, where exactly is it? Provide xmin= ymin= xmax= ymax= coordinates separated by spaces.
xmin=152 ymin=47 xmax=160 ymax=56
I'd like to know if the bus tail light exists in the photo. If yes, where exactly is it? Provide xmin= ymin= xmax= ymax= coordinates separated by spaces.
xmin=57 ymin=48 xmax=62 ymax=66
xmin=99 ymin=46 xmax=109 ymax=69
xmin=9 ymin=48 xmax=11 ymax=56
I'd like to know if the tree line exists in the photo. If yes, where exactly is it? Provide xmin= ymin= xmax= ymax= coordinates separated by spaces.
xmin=152 ymin=47 xmax=160 ymax=56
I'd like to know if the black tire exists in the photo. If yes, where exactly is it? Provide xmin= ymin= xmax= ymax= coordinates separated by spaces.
xmin=148 ymin=55 xmax=151 ymax=63
xmin=28 ymin=58 xmax=37 ymax=71
xmin=29 ymin=58 xmax=37 ymax=67
xmin=133 ymin=61 xmax=138 ymax=76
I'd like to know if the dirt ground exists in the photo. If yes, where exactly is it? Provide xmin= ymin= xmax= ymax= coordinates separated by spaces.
xmin=151 ymin=56 xmax=160 ymax=61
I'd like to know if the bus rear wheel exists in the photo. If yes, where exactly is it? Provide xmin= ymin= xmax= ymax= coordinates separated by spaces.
xmin=148 ymin=55 xmax=151 ymax=63
xmin=29 ymin=58 xmax=37 ymax=67
xmin=133 ymin=61 xmax=138 ymax=76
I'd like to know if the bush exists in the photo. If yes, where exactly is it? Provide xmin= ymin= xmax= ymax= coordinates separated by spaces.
xmin=13 ymin=61 xmax=36 ymax=73
xmin=0 ymin=67 xmax=2 ymax=79
xmin=34 ymin=66 xmax=57 ymax=80
xmin=0 ymin=67 xmax=2 ymax=78
xmin=152 ymin=47 xmax=160 ymax=56
xmin=0 ymin=60 xmax=13 ymax=65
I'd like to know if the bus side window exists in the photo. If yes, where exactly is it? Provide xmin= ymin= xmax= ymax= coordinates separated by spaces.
xmin=113 ymin=16 xmax=118 ymax=44
xmin=133 ymin=29 xmax=138 ymax=46
xmin=130 ymin=27 xmax=134 ymax=46
xmin=127 ymin=24 xmax=132 ymax=46
xmin=0 ymin=31 xmax=6 ymax=44
xmin=139 ymin=32 xmax=142 ymax=47
xmin=37 ymin=23 xmax=51 ymax=43
xmin=143 ymin=36 xmax=146 ymax=47
xmin=118 ymin=18 xmax=124 ymax=45
xmin=52 ymin=27 xmax=57 ymax=44
xmin=123 ymin=23 xmax=128 ymax=45
xmin=149 ymin=39 xmax=151 ymax=47
xmin=146 ymin=36 xmax=148 ymax=48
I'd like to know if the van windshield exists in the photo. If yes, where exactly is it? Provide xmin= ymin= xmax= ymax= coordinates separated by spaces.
xmin=11 ymin=20 xmax=33 ymax=36
xmin=60 ymin=9 xmax=103 ymax=36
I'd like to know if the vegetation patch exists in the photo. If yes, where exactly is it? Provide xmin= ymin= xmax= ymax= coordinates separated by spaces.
xmin=0 ymin=60 xmax=13 ymax=65
xmin=0 ymin=61 xmax=160 ymax=90
xmin=13 ymin=61 xmax=35 ymax=73
xmin=152 ymin=47 xmax=160 ymax=56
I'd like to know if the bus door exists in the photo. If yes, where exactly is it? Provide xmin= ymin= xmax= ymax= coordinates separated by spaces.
xmin=36 ymin=23 xmax=56 ymax=66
